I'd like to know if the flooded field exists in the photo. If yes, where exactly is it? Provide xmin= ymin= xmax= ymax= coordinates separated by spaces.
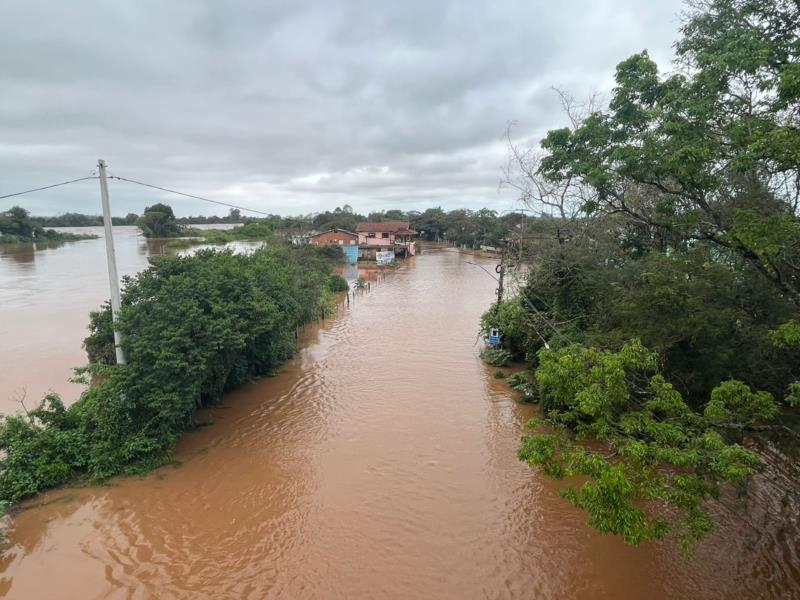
xmin=0 ymin=240 xmax=798 ymax=599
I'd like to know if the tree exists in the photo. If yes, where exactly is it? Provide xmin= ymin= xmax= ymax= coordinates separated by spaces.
xmin=0 ymin=245 xmax=345 ymax=502
xmin=410 ymin=207 xmax=447 ymax=240
xmin=1 ymin=206 xmax=96 ymax=243
xmin=382 ymin=209 xmax=407 ymax=221
xmin=538 ymin=0 xmax=800 ymax=302
xmin=520 ymin=341 xmax=770 ymax=554
xmin=0 ymin=206 xmax=38 ymax=240
xmin=495 ymin=0 xmax=800 ymax=552
xmin=473 ymin=208 xmax=505 ymax=247
xmin=136 ymin=203 xmax=182 ymax=238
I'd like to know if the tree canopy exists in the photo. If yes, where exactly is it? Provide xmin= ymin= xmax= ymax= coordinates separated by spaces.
xmin=0 ymin=206 xmax=97 ymax=244
xmin=136 ymin=203 xmax=182 ymax=238
xmin=0 ymin=244 xmax=345 ymax=502
xmin=492 ymin=0 xmax=800 ymax=553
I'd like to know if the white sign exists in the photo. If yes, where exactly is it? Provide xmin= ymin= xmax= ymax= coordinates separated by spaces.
xmin=376 ymin=250 xmax=395 ymax=265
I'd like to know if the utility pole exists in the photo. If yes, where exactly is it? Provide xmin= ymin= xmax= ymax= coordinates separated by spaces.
xmin=494 ymin=259 xmax=505 ymax=317
xmin=98 ymin=159 xmax=126 ymax=364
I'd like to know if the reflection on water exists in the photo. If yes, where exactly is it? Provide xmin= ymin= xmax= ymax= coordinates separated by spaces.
xmin=0 ymin=241 xmax=73 ymax=268
xmin=0 ymin=250 xmax=797 ymax=599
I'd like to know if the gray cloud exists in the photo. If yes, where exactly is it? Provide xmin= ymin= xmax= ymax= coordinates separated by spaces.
xmin=0 ymin=0 xmax=683 ymax=217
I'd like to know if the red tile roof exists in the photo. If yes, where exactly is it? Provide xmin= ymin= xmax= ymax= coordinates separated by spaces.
xmin=309 ymin=228 xmax=357 ymax=238
xmin=356 ymin=221 xmax=412 ymax=233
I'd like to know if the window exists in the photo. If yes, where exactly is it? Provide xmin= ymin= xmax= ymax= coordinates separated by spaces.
xmin=350 ymin=240 xmax=356 ymax=245
xmin=368 ymin=232 xmax=376 ymax=238
xmin=382 ymin=232 xmax=389 ymax=239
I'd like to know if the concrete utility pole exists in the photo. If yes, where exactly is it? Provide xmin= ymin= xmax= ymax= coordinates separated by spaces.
xmin=494 ymin=260 xmax=505 ymax=317
xmin=98 ymin=159 xmax=126 ymax=364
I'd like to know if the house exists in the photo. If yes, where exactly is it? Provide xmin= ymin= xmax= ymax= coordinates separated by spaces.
xmin=309 ymin=228 xmax=359 ymax=263
xmin=356 ymin=221 xmax=417 ymax=260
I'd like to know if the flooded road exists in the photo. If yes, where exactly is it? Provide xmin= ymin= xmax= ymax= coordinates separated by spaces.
xmin=0 ymin=245 xmax=798 ymax=598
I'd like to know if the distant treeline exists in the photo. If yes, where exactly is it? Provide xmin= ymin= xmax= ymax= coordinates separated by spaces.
xmin=35 ymin=212 xmax=140 ymax=227
xmin=307 ymin=206 xmax=520 ymax=249
xmin=0 ymin=206 xmax=97 ymax=244
xmin=33 ymin=205 xmax=523 ymax=249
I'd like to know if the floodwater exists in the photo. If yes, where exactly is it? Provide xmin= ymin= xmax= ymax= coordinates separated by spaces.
xmin=0 ymin=225 xmax=252 ymax=414
xmin=0 ymin=239 xmax=798 ymax=599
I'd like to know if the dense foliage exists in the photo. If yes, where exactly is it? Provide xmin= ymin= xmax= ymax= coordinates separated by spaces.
xmin=34 ymin=212 xmax=139 ymax=227
xmin=519 ymin=341 xmax=769 ymax=553
xmin=175 ymin=208 xmax=244 ymax=225
xmin=27 ymin=202 xmax=517 ymax=249
xmin=0 ymin=244 xmax=344 ymax=502
xmin=136 ymin=203 xmax=182 ymax=238
xmin=488 ymin=0 xmax=800 ymax=552
xmin=0 ymin=206 xmax=97 ymax=244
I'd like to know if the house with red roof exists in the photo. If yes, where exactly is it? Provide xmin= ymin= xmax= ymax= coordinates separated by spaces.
xmin=356 ymin=221 xmax=417 ymax=260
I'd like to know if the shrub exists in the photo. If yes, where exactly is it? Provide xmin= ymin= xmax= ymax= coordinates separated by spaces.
xmin=328 ymin=274 xmax=349 ymax=292
xmin=520 ymin=340 xmax=770 ymax=553
xmin=507 ymin=371 xmax=538 ymax=403
xmin=481 ymin=347 xmax=513 ymax=367
xmin=0 ymin=245 xmax=342 ymax=503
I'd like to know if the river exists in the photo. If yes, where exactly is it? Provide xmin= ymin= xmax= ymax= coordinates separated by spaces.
xmin=0 ymin=235 xmax=798 ymax=599
xmin=0 ymin=225 xmax=254 ymax=414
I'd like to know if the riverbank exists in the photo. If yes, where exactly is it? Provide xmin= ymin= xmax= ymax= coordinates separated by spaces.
xmin=1 ymin=250 xmax=797 ymax=599
xmin=0 ymin=206 xmax=98 ymax=245
xmin=0 ymin=226 xmax=261 ymax=413
xmin=0 ymin=231 xmax=97 ymax=244
xmin=0 ymin=243 xmax=346 ymax=506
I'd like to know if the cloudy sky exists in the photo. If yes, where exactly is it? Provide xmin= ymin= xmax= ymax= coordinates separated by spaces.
xmin=1 ymin=0 xmax=684 ymax=217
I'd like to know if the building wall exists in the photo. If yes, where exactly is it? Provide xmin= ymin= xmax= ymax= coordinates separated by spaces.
xmin=357 ymin=232 xmax=394 ymax=245
xmin=311 ymin=230 xmax=358 ymax=245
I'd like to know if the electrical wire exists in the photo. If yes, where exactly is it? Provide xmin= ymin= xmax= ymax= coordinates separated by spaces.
xmin=108 ymin=175 xmax=273 ymax=217
xmin=0 ymin=176 xmax=98 ymax=201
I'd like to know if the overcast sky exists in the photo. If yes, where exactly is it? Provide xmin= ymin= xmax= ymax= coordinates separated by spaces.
xmin=1 ymin=0 xmax=684 ymax=217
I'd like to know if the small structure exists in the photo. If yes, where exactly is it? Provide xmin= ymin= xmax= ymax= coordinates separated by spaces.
xmin=356 ymin=221 xmax=417 ymax=260
xmin=487 ymin=328 xmax=502 ymax=347
xmin=310 ymin=228 xmax=359 ymax=264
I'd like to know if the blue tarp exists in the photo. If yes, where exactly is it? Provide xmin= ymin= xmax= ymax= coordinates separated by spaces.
xmin=342 ymin=245 xmax=358 ymax=264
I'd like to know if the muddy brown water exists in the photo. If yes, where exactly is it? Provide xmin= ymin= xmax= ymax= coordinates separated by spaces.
xmin=0 ymin=226 xmax=255 ymax=414
xmin=0 ymin=237 xmax=798 ymax=599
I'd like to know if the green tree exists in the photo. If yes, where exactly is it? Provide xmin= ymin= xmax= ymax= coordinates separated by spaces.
xmin=520 ymin=341 xmax=769 ymax=554
xmin=136 ymin=203 xmax=182 ymax=238
xmin=1 ymin=206 xmax=96 ymax=243
xmin=0 ymin=244 xmax=344 ymax=502
xmin=539 ymin=0 xmax=800 ymax=302
xmin=410 ymin=207 xmax=447 ymax=240
xmin=495 ymin=0 xmax=800 ymax=552
xmin=0 ymin=206 xmax=39 ymax=240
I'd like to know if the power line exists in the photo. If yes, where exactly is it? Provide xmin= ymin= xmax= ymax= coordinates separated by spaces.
xmin=0 ymin=176 xmax=98 ymax=201
xmin=109 ymin=175 xmax=273 ymax=217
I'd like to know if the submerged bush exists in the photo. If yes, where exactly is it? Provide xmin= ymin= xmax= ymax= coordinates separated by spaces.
xmin=328 ymin=273 xmax=349 ymax=293
xmin=507 ymin=371 xmax=538 ymax=403
xmin=0 ymin=244 xmax=341 ymax=502
xmin=519 ymin=340 xmax=773 ymax=553
xmin=481 ymin=347 xmax=513 ymax=367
